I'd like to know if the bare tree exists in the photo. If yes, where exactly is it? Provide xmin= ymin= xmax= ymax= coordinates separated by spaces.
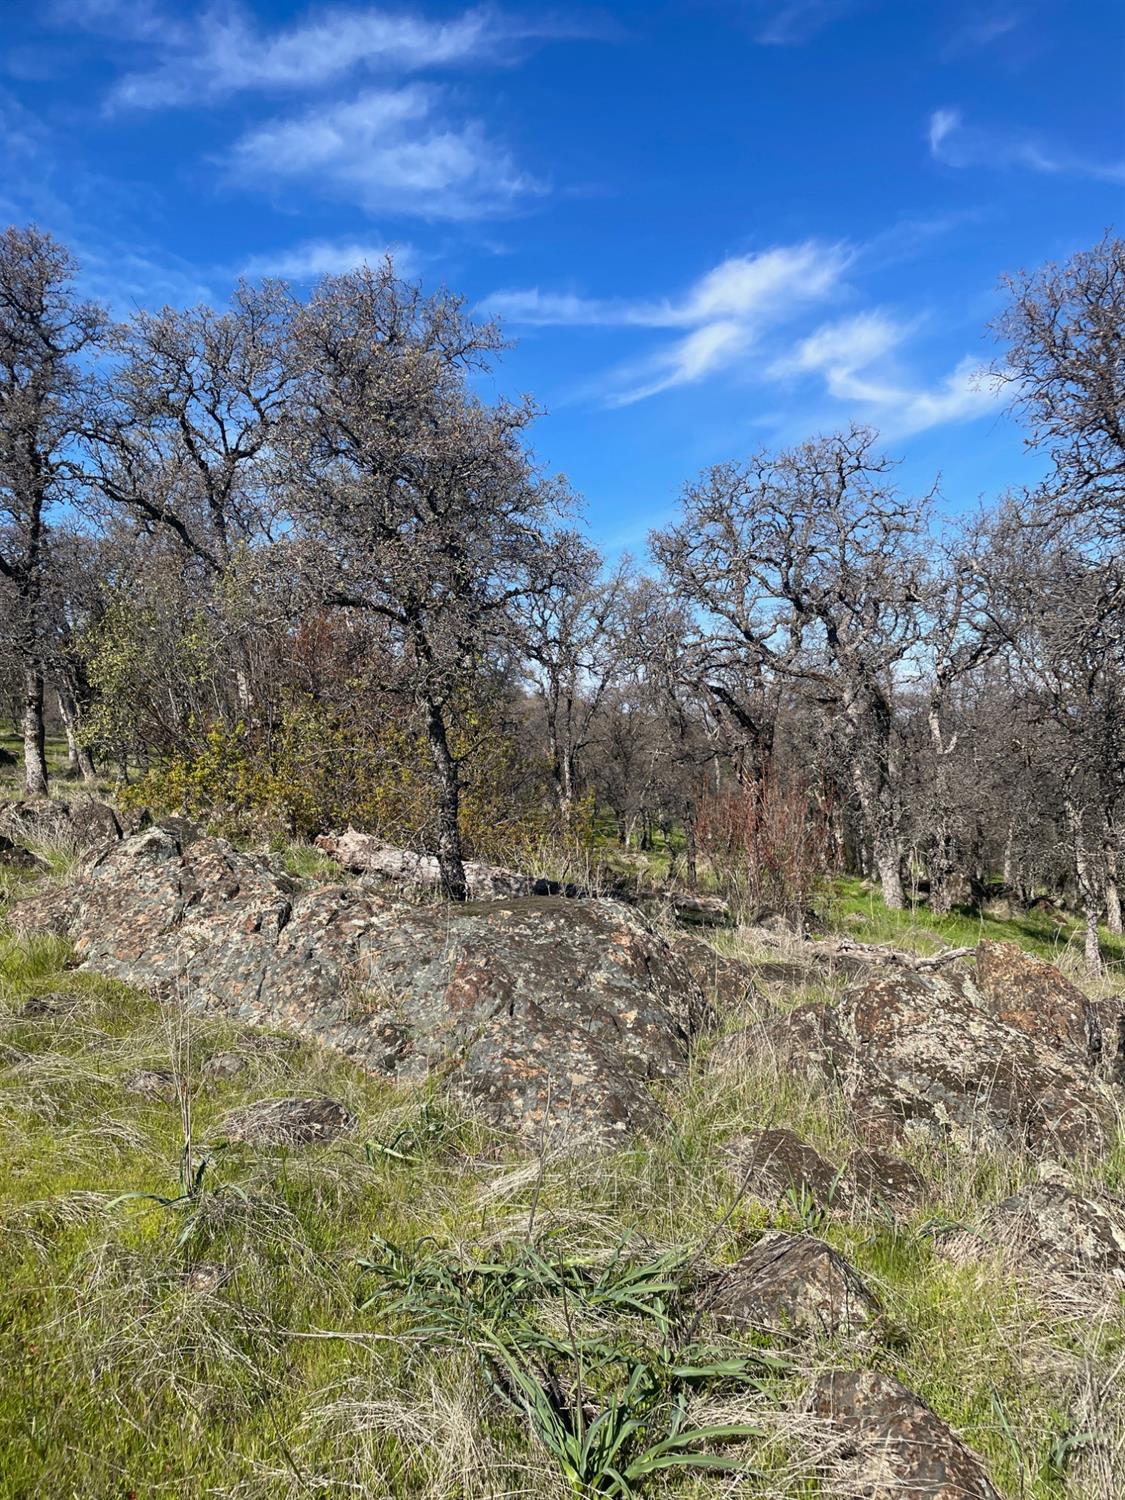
xmin=912 ymin=523 xmax=999 ymax=911
xmin=653 ymin=426 xmax=930 ymax=908
xmin=282 ymin=258 xmax=566 ymax=898
xmin=521 ymin=533 xmax=631 ymax=822
xmin=0 ymin=225 xmax=106 ymax=796
xmin=984 ymin=516 xmax=1125 ymax=972
xmin=995 ymin=232 xmax=1125 ymax=531
xmin=89 ymin=284 xmax=293 ymax=569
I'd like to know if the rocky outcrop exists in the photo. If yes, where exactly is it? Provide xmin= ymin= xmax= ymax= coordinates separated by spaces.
xmin=808 ymin=1370 xmax=1001 ymax=1499
xmin=314 ymin=828 xmax=566 ymax=899
xmin=766 ymin=967 xmax=1117 ymax=1159
xmin=702 ymin=1233 xmax=879 ymax=1340
xmin=11 ymin=824 xmax=706 ymax=1146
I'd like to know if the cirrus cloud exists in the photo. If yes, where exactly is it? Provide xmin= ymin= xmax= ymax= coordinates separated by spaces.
xmin=227 ymin=85 xmax=540 ymax=220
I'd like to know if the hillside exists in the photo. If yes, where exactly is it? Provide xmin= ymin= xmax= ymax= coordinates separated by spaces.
xmin=2 ymin=796 xmax=1124 ymax=1500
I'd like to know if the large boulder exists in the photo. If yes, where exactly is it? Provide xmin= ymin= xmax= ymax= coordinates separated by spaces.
xmin=976 ymin=939 xmax=1125 ymax=1080
xmin=841 ymin=968 xmax=1114 ymax=1156
xmin=807 ymin=1370 xmax=1001 ymax=1499
xmin=767 ymin=967 xmax=1116 ymax=1159
xmin=988 ymin=1181 xmax=1125 ymax=1283
xmin=702 ymin=1233 xmax=880 ymax=1341
xmin=11 ymin=825 xmax=705 ymax=1146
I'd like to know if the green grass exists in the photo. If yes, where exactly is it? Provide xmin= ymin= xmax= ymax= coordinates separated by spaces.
xmin=828 ymin=874 xmax=1125 ymax=972
xmin=2 ymin=850 xmax=1125 ymax=1496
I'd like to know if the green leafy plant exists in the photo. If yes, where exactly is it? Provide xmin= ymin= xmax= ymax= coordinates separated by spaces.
xmin=358 ymin=1235 xmax=787 ymax=1496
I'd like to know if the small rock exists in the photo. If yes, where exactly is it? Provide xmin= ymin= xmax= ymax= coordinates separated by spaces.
xmin=220 ymin=1095 xmax=355 ymax=1146
xmin=725 ymin=1127 xmax=849 ymax=1211
xmin=702 ymin=1232 xmax=879 ymax=1340
xmin=807 ymin=1369 xmax=1001 ymax=1499
xmin=838 ymin=967 xmax=1115 ymax=1158
xmin=0 ymin=834 xmax=48 ymax=871
xmin=989 ymin=1181 xmax=1125 ymax=1281
xmin=846 ymin=1147 xmax=929 ymax=1216
xmin=123 ymin=1068 xmax=178 ymax=1100
xmin=202 ymin=1050 xmax=247 ymax=1081
xmin=182 ymin=1261 xmax=230 ymax=1294
xmin=19 ymin=992 xmax=77 ymax=1018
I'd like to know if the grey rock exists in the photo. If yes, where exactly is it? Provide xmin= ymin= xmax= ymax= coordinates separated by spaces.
xmin=768 ymin=968 xmax=1116 ymax=1159
xmin=11 ymin=825 xmax=705 ymax=1146
xmin=702 ymin=1232 xmax=879 ymax=1340
xmin=840 ymin=968 xmax=1113 ymax=1156
xmin=220 ymin=1095 xmax=355 ymax=1147
xmin=807 ymin=1369 xmax=1001 ymax=1499
xmin=989 ymin=1180 xmax=1125 ymax=1281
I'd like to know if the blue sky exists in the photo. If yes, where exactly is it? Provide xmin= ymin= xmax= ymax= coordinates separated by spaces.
xmin=2 ymin=0 xmax=1122 ymax=553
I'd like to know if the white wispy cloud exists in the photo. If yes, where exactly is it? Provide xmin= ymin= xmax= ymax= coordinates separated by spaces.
xmin=928 ymin=106 xmax=1125 ymax=184
xmin=241 ymin=237 xmax=414 ymax=281
xmin=484 ymin=243 xmax=848 ymax=328
xmin=775 ymin=311 xmax=1005 ymax=434
xmin=941 ymin=8 xmax=1022 ymax=56
xmin=483 ymin=241 xmax=851 ymax=402
xmin=51 ymin=1 xmax=571 ymax=111
xmin=748 ymin=0 xmax=865 ymax=45
xmin=227 ymin=85 xmax=538 ymax=220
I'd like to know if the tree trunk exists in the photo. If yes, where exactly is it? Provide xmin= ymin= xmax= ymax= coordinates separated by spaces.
xmin=423 ymin=700 xmax=468 ymax=901
xmin=1104 ymin=843 xmax=1123 ymax=936
xmin=57 ymin=685 xmax=96 ymax=783
xmin=874 ymin=839 xmax=906 ymax=910
xmin=22 ymin=668 xmax=49 ymax=798
xmin=847 ymin=695 xmax=904 ymax=909
xmin=1065 ymin=799 xmax=1102 ymax=977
